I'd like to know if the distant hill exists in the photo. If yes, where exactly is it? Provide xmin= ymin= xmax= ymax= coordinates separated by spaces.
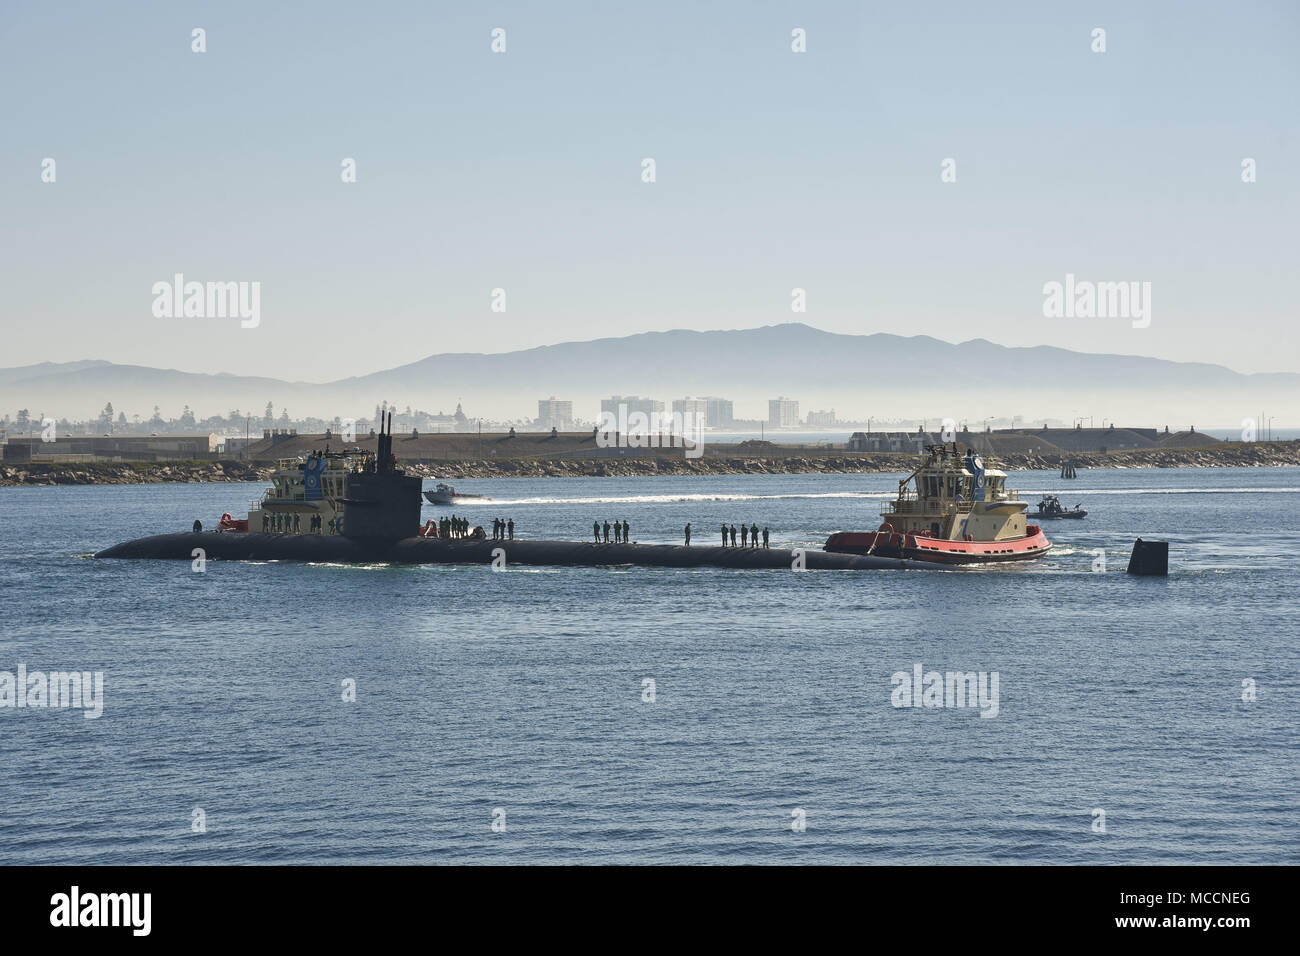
xmin=2 ymin=324 xmax=1296 ymax=426
xmin=0 ymin=359 xmax=112 ymax=386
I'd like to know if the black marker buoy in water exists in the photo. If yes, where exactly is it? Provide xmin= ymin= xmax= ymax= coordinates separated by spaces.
xmin=1126 ymin=537 xmax=1168 ymax=576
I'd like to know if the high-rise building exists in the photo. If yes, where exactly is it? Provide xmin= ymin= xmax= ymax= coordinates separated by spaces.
xmin=703 ymin=397 xmax=733 ymax=428
xmin=768 ymin=397 xmax=800 ymax=428
xmin=537 ymin=397 xmax=573 ymax=431
xmin=672 ymin=397 xmax=708 ymax=425
xmin=601 ymin=396 xmax=664 ymax=421
xmin=806 ymin=409 xmax=836 ymax=426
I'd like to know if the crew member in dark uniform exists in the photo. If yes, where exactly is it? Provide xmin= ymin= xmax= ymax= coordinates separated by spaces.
xmin=507 ymin=519 xmax=514 ymax=540
xmin=729 ymin=524 xmax=737 ymax=547
xmin=684 ymin=523 xmax=691 ymax=546
xmin=622 ymin=520 xmax=629 ymax=544
xmin=721 ymin=523 xmax=728 ymax=546
xmin=762 ymin=527 xmax=770 ymax=548
xmin=751 ymin=523 xmax=759 ymax=548
xmin=740 ymin=525 xmax=748 ymax=547
xmin=594 ymin=520 xmax=601 ymax=542
xmin=603 ymin=520 xmax=611 ymax=543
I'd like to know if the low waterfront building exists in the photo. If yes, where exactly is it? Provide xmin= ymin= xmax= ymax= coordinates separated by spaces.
xmin=847 ymin=431 xmax=933 ymax=452
xmin=2 ymin=434 xmax=221 ymax=463
xmin=990 ymin=424 xmax=1220 ymax=454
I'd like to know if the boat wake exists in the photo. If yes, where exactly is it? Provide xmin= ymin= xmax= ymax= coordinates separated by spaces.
xmin=438 ymin=491 xmax=894 ymax=506
xmin=425 ymin=487 xmax=1300 ymax=507
xmin=1022 ymin=487 xmax=1300 ymax=496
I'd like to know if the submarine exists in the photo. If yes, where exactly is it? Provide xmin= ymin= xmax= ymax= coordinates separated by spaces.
xmin=95 ymin=413 xmax=950 ymax=573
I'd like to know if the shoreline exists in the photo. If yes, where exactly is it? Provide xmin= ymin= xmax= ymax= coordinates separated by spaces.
xmin=2 ymin=444 xmax=1297 ymax=486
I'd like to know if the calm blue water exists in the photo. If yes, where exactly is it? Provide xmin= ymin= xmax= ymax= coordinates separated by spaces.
xmin=1 ymin=467 xmax=1297 ymax=864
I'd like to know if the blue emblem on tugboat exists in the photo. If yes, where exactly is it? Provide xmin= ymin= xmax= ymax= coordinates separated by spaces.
xmin=302 ymin=456 xmax=324 ymax=500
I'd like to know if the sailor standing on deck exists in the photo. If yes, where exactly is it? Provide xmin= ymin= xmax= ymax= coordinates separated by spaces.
xmin=594 ymin=520 xmax=601 ymax=542
xmin=507 ymin=519 xmax=514 ymax=540
xmin=684 ymin=523 xmax=691 ymax=546
xmin=740 ymin=525 xmax=748 ymax=547
xmin=622 ymin=520 xmax=629 ymax=544
xmin=603 ymin=520 xmax=611 ymax=543
xmin=762 ymin=527 xmax=770 ymax=548
xmin=730 ymin=524 xmax=737 ymax=547
xmin=721 ymin=523 xmax=728 ymax=546
xmin=751 ymin=523 xmax=759 ymax=548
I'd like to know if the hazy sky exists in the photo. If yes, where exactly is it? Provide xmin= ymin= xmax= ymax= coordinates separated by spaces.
xmin=3 ymin=0 xmax=1296 ymax=379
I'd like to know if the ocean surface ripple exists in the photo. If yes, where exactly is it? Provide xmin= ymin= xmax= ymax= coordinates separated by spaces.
xmin=1 ymin=467 xmax=1296 ymax=864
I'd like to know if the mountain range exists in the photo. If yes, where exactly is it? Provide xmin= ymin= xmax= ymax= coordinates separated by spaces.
xmin=2 ymin=324 xmax=1295 ymax=426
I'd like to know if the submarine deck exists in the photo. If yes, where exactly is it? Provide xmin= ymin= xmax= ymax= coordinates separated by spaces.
xmin=94 ymin=532 xmax=952 ymax=571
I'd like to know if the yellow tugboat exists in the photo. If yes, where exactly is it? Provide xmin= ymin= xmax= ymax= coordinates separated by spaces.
xmin=219 ymin=450 xmax=361 ymax=535
xmin=825 ymin=443 xmax=1051 ymax=564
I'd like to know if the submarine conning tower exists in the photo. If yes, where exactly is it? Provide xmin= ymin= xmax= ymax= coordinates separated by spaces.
xmin=341 ymin=412 xmax=423 ymax=540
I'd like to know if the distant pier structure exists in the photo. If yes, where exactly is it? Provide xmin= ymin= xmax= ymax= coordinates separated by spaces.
xmin=1060 ymin=460 xmax=1078 ymax=479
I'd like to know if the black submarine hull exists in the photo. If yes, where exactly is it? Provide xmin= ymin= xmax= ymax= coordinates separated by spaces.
xmin=94 ymin=532 xmax=950 ymax=571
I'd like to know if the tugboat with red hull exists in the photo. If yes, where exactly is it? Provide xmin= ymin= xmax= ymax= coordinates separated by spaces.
xmin=825 ymin=443 xmax=1051 ymax=565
